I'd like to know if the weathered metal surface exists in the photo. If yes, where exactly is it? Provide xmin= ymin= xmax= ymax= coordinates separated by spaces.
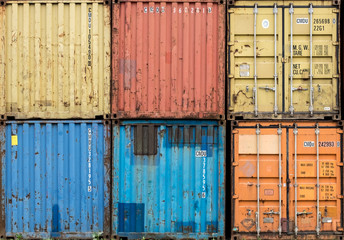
xmin=112 ymin=2 xmax=226 ymax=119
xmin=0 ymin=1 xmax=111 ymax=119
xmin=228 ymin=1 xmax=340 ymax=120
xmin=231 ymin=121 xmax=343 ymax=239
xmin=112 ymin=120 xmax=226 ymax=239
xmin=0 ymin=120 xmax=111 ymax=239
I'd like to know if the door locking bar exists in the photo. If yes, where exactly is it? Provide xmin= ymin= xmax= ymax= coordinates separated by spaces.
xmin=273 ymin=3 xmax=278 ymax=116
xmin=289 ymin=4 xmax=294 ymax=116
xmin=256 ymin=124 xmax=260 ymax=238
xmin=253 ymin=3 xmax=258 ymax=116
xmin=309 ymin=4 xmax=314 ymax=116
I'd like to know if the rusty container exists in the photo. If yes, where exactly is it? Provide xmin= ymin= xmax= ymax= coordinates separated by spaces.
xmin=227 ymin=0 xmax=340 ymax=120
xmin=0 ymin=120 xmax=111 ymax=239
xmin=230 ymin=120 xmax=344 ymax=239
xmin=112 ymin=120 xmax=226 ymax=239
xmin=112 ymin=0 xmax=226 ymax=119
xmin=0 ymin=0 xmax=111 ymax=119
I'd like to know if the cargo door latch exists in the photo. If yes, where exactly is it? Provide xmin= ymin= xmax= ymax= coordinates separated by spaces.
xmin=263 ymin=210 xmax=279 ymax=215
xmin=259 ymin=86 xmax=276 ymax=92
xmin=292 ymin=86 xmax=308 ymax=91
xmin=297 ymin=210 xmax=312 ymax=216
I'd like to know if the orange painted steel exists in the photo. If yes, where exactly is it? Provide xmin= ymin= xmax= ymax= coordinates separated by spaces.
xmin=231 ymin=121 xmax=343 ymax=239
xmin=112 ymin=1 xmax=225 ymax=119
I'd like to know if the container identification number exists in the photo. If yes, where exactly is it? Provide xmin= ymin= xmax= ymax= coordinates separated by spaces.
xmin=318 ymin=141 xmax=334 ymax=147
xmin=313 ymin=18 xmax=331 ymax=32
xmin=88 ymin=128 xmax=92 ymax=192
xmin=143 ymin=7 xmax=212 ymax=14
xmin=196 ymin=150 xmax=207 ymax=198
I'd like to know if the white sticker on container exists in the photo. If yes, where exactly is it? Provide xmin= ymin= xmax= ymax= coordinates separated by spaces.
xmin=304 ymin=141 xmax=314 ymax=147
xmin=262 ymin=19 xmax=269 ymax=29
xmin=296 ymin=18 xmax=309 ymax=24
xmin=239 ymin=64 xmax=250 ymax=77
xmin=324 ymin=107 xmax=331 ymax=111
xmin=196 ymin=150 xmax=207 ymax=157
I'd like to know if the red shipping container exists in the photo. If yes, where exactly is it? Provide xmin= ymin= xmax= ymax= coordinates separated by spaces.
xmin=112 ymin=0 xmax=225 ymax=119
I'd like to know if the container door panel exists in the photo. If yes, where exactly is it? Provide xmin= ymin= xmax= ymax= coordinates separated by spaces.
xmin=284 ymin=6 xmax=338 ymax=117
xmin=229 ymin=6 xmax=283 ymax=117
xmin=288 ymin=126 xmax=341 ymax=234
xmin=234 ymin=126 xmax=286 ymax=234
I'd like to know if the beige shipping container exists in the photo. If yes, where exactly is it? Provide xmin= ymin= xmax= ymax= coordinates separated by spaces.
xmin=0 ymin=0 xmax=111 ymax=119
xmin=228 ymin=0 xmax=340 ymax=120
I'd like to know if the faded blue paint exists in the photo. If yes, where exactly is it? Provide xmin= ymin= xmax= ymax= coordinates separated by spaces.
xmin=0 ymin=120 xmax=111 ymax=239
xmin=112 ymin=120 xmax=225 ymax=239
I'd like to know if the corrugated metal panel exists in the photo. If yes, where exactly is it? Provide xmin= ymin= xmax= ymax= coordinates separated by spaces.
xmin=112 ymin=2 xmax=226 ymax=119
xmin=0 ymin=120 xmax=111 ymax=239
xmin=228 ymin=1 xmax=340 ymax=120
xmin=231 ymin=121 xmax=343 ymax=239
xmin=112 ymin=120 xmax=226 ymax=239
xmin=0 ymin=1 xmax=111 ymax=119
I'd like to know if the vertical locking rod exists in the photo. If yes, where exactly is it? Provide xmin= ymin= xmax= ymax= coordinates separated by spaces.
xmin=289 ymin=5 xmax=294 ymax=116
xmin=256 ymin=124 xmax=260 ymax=237
xmin=273 ymin=4 xmax=278 ymax=116
xmin=278 ymin=125 xmax=282 ymax=236
xmin=315 ymin=124 xmax=320 ymax=235
xmin=294 ymin=125 xmax=298 ymax=235
xmin=309 ymin=4 xmax=314 ymax=116
xmin=254 ymin=4 xmax=258 ymax=116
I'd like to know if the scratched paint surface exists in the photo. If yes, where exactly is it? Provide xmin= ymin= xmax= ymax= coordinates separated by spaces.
xmin=228 ymin=1 xmax=339 ymax=119
xmin=112 ymin=120 xmax=225 ymax=239
xmin=112 ymin=2 xmax=225 ymax=119
xmin=0 ymin=120 xmax=111 ymax=239
xmin=232 ymin=121 xmax=342 ymax=236
xmin=0 ymin=1 xmax=111 ymax=119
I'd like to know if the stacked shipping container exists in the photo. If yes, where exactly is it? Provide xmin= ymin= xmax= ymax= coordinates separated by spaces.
xmin=228 ymin=1 xmax=343 ymax=239
xmin=0 ymin=0 xmax=343 ymax=239
xmin=0 ymin=0 xmax=112 ymax=238
xmin=111 ymin=0 xmax=227 ymax=238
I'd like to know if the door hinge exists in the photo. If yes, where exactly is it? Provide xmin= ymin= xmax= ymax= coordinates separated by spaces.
xmin=337 ymin=162 xmax=343 ymax=166
xmin=233 ymin=194 xmax=239 ymax=199
xmin=333 ymin=9 xmax=340 ymax=13
xmin=337 ymin=195 xmax=344 ymax=199
xmin=281 ymin=58 xmax=287 ymax=63
xmin=232 ymin=161 xmax=239 ymax=167
xmin=333 ymin=41 xmax=339 ymax=46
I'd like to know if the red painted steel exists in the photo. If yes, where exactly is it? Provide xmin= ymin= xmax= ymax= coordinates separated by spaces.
xmin=112 ymin=1 xmax=225 ymax=119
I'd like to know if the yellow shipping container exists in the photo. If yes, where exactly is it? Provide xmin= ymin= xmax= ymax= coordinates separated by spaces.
xmin=228 ymin=1 xmax=340 ymax=120
xmin=0 ymin=0 xmax=111 ymax=119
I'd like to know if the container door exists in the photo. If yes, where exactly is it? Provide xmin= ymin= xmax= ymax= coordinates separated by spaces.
xmin=228 ymin=4 xmax=283 ymax=118
xmin=289 ymin=125 xmax=342 ymax=235
xmin=284 ymin=5 xmax=339 ymax=117
xmin=233 ymin=124 xmax=286 ymax=235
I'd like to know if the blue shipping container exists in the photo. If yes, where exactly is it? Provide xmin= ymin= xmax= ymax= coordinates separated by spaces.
xmin=0 ymin=120 xmax=111 ymax=239
xmin=112 ymin=120 xmax=226 ymax=239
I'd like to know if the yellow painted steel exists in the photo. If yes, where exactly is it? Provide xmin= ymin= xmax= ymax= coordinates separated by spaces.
xmin=228 ymin=0 xmax=339 ymax=120
xmin=0 ymin=0 xmax=110 ymax=119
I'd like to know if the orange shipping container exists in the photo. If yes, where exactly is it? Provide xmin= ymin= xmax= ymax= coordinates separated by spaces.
xmin=231 ymin=121 xmax=343 ymax=239
xmin=111 ymin=0 xmax=225 ymax=119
